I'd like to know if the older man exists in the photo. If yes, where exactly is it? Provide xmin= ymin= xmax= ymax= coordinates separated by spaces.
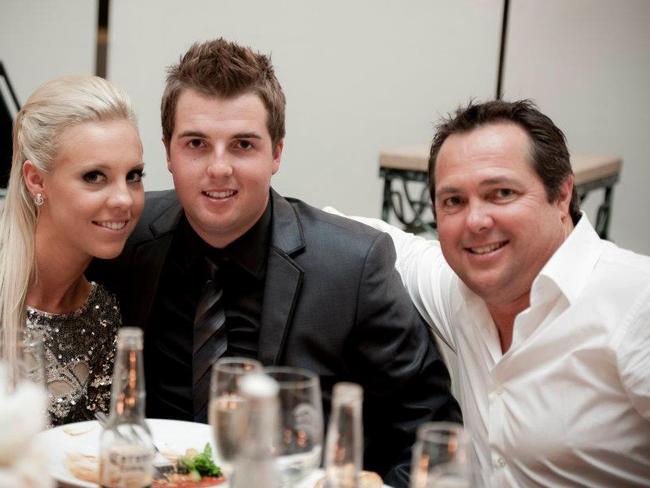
xmin=335 ymin=100 xmax=650 ymax=486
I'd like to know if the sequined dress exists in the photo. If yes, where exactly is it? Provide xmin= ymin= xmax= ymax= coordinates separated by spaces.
xmin=25 ymin=281 xmax=120 ymax=426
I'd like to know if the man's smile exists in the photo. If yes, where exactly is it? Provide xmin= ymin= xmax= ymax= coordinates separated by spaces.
xmin=466 ymin=240 xmax=508 ymax=255
xmin=203 ymin=190 xmax=237 ymax=199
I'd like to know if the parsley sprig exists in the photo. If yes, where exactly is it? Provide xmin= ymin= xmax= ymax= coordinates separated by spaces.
xmin=177 ymin=443 xmax=222 ymax=481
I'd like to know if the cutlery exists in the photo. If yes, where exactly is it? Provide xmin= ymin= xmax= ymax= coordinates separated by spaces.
xmin=94 ymin=411 xmax=176 ymax=477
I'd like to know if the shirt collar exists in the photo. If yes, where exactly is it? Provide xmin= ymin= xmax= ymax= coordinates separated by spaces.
xmin=215 ymin=198 xmax=272 ymax=279
xmin=178 ymin=196 xmax=272 ymax=280
xmin=532 ymin=212 xmax=603 ymax=306
xmin=178 ymin=216 xmax=209 ymax=274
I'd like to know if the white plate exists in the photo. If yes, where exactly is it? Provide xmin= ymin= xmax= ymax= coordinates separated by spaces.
xmin=37 ymin=419 xmax=391 ymax=488
xmin=36 ymin=418 xmax=218 ymax=487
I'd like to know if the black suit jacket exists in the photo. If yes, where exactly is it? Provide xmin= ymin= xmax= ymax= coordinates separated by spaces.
xmin=90 ymin=189 xmax=460 ymax=487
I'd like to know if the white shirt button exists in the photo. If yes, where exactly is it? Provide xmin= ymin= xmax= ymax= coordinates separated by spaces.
xmin=493 ymin=456 xmax=506 ymax=469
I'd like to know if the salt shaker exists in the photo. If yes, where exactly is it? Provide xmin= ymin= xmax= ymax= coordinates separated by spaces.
xmin=231 ymin=372 xmax=281 ymax=488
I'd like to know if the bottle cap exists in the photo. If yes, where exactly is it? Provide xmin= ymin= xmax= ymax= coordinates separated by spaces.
xmin=117 ymin=327 xmax=143 ymax=348
xmin=332 ymin=382 xmax=363 ymax=404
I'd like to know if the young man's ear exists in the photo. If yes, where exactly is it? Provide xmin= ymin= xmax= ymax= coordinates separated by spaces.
xmin=23 ymin=160 xmax=45 ymax=196
xmin=272 ymin=139 xmax=284 ymax=175
xmin=163 ymin=137 xmax=172 ymax=173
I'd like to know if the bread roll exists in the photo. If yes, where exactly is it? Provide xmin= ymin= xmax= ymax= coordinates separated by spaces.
xmin=314 ymin=470 xmax=383 ymax=488
xmin=65 ymin=453 xmax=99 ymax=483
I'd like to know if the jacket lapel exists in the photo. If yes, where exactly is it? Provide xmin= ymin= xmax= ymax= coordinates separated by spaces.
xmin=125 ymin=202 xmax=182 ymax=329
xmin=258 ymin=191 xmax=305 ymax=365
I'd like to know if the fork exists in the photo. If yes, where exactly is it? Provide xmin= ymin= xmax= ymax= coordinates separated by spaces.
xmin=94 ymin=411 xmax=176 ymax=477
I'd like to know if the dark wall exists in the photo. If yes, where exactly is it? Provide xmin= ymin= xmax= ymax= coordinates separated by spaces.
xmin=0 ymin=94 xmax=12 ymax=188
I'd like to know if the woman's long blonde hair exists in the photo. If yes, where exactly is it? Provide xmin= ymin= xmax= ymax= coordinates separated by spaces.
xmin=0 ymin=75 xmax=137 ymax=365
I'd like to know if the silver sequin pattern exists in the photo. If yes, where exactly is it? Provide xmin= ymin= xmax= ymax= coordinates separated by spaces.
xmin=25 ymin=282 xmax=119 ymax=426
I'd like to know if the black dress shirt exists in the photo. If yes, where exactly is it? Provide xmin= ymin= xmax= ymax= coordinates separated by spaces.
xmin=145 ymin=202 xmax=271 ymax=421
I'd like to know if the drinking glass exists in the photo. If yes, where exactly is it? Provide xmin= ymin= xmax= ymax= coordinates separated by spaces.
xmin=209 ymin=357 xmax=263 ymax=476
xmin=20 ymin=331 xmax=46 ymax=386
xmin=0 ymin=330 xmax=46 ymax=391
xmin=0 ymin=329 xmax=49 ymax=465
xmin=410 ymin=422 xmax=473 ymax=488
xmin=264 ymin=366 xmax=323 ymax=487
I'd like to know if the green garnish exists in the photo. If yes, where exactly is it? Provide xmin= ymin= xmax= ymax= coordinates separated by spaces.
xmin=177 ymin=443 xmax=222 ymax=479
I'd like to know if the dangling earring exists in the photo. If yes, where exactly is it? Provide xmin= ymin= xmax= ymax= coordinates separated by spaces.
xmin=33 ymin=193 xmax=44 ymax=207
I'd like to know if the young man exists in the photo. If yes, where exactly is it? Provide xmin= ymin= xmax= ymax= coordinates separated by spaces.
xmin=90 ymin=39 xmax=459 ymax=487
xmin=335 ymin=100 xmax=650 ymax=486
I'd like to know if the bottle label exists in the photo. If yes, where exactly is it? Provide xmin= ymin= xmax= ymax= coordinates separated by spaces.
xmin=99 ymin=444 xmax=154 ymax=488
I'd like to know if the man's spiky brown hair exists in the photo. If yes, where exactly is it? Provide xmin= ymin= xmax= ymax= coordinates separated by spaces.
xmin=161 ymin=38 xmax=286 ymax=149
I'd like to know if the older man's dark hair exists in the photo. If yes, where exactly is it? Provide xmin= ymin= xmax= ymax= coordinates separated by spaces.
xmin=428 ymin=99 xmax=580 ymax=224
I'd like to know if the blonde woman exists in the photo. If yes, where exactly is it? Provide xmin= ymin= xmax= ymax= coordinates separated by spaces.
xmin=0 ymin=75 xmax=144 ymax=425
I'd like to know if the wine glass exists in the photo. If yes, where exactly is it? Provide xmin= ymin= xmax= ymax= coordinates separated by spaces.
xmin=263 ymin=366 xmax=323 ymax=487
xmin=410 ymin=422 xmax=474 ymax=488
xmin=20 ymin=331 xmax=46 ymax=387
xmin=0 ymin=329 xmax=46 ymax=391
xmin=0 ymin=343 xmax=51 ymax=488
xmin=208 ymin=357 xmax=263 ymax=477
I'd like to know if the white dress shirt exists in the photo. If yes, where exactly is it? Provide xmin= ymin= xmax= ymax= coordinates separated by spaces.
xmin=346 ymin=213 xmax=650 ymax=487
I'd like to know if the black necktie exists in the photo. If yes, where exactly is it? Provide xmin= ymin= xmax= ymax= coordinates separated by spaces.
xmin=192 ymin=257 xmax=227 ymax=421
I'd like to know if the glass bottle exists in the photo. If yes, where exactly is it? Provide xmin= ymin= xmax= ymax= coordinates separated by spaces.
xmin=99 ymin=327 xmax=154 ymax=488
xmin=323 ymin=382 xmax=363 ymax=488
xmin=231 ymin=372 xmax=281 ymax=488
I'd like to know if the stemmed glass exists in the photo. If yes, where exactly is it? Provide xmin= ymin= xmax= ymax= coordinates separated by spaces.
xmin=0 ymin=330 xmax=49 ymax=484
xmin=263 ymin=366 xmax=323 ymax=488
xmin=410 ymin=422 xmax=473 ymax=488
xmin=19 ymin=331 xmax=46 ymax=387
xmin=208 ymin=357 xmax=263 ymax=477
xmin=1 ymin=330 xmax=46 ymax=391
